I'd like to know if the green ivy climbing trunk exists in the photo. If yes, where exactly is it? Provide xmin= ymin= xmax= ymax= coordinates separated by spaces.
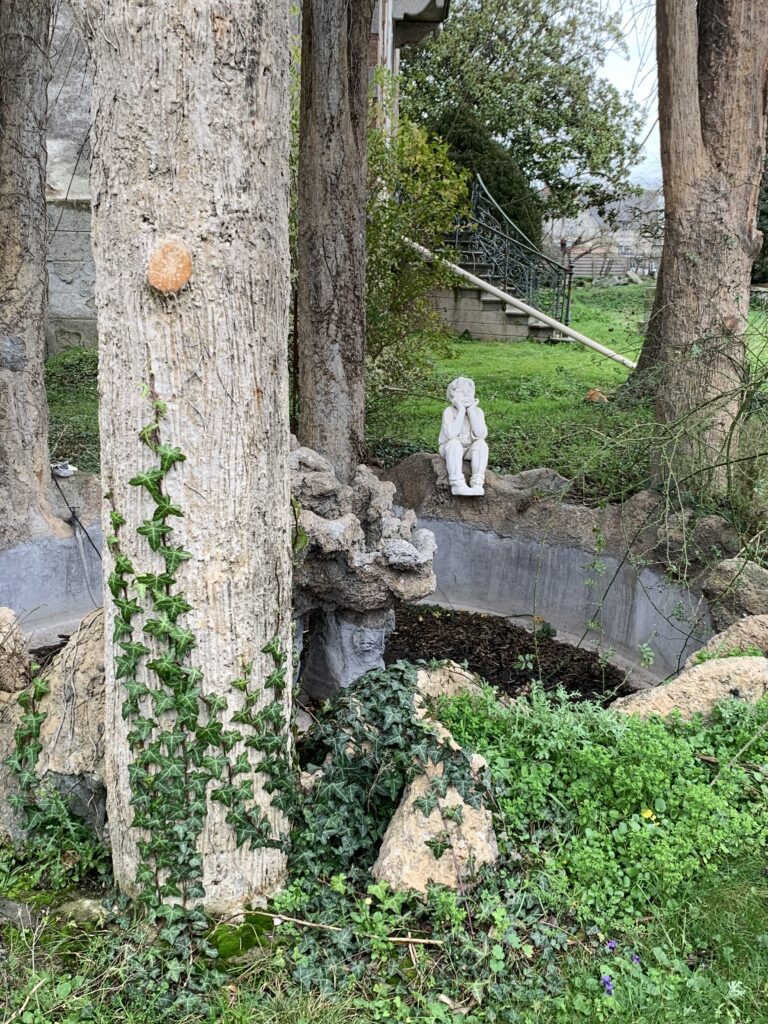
xmin=0 ymin=1 xmax=60 ymax=549
xmin=76 ymin=0 xmax=293 ymax=914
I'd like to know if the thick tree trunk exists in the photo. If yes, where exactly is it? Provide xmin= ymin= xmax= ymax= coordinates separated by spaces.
xmin=643 ymin=1 xmax=768 ymax=494
xmin=79 ymin=0 xmax=293 ymax=914
xmin=297 ymin=0 xmax=376 ymax=483
xmin=0 ymin=1 xmax=61 ymax=550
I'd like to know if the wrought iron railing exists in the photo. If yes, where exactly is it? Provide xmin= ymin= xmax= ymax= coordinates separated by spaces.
xmin=448 ymin=175 xmax=573 ymax=325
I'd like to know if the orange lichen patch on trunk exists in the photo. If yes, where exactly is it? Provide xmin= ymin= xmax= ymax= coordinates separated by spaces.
xmin=147 ymin=241 xmax=193 ymax=293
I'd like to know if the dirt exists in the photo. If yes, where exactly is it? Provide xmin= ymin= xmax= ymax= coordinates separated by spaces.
xmin=384 ymin=604 xmax=630 ymax=704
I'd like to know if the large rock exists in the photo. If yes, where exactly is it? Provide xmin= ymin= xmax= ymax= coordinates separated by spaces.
xmin=0 ymin=608 xmax=106 ymax=840
xmin=371 ymin=662 xmax=498 ymax=894
xmin=703 ymin=558 xmax=768 ymax=630
xmin=371 ymin=762 xmax=499 ymax=894
xmin=612 ymin=656 xmax=768 ymax=719
xmin=684 ymin=615 xmax=768 ymax=670
xmin=0 ymin=607 xmax=27 ymax=693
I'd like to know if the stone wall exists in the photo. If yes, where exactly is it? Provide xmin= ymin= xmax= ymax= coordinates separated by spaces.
xmin=47 ymin=200 xmax=97 ymax=356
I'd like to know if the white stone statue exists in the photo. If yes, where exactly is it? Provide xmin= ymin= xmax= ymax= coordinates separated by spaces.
xmin=438 ymin=376 xmax=489 ymax=496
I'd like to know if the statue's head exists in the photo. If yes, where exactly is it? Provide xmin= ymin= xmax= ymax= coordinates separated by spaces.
xmin=446 ymin=376 xmax=475 ymax=404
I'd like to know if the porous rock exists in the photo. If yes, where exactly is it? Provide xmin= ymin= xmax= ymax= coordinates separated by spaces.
xmin=0 ymin=607 xmax=27 ymax=693
xmin=612 ymin=656 xmax=768 ymax=719
xmin=0 ymin=608 xmax=106 ymax=841
xmin=292 ymin=450 xmax=436 ymax=615
xmin=684 ymin=615 xmax=768 ymax=670
xmin=702 ymin=558 xmax=768 ymax=630
xmin=371 ymin=662 xmax=498 ymax=894
xmin=54 ymin=895 xmax=108 ymax=925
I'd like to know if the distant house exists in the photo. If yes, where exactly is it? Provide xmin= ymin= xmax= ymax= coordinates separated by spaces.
xmin=543 ymin=190 xmax=663 ymax=279
xmin=371 ymin=1 xmax=450 ymax=74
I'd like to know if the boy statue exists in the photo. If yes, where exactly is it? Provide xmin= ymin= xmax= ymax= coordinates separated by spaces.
xmin=438 ymin=376 xmax=489 ymax=496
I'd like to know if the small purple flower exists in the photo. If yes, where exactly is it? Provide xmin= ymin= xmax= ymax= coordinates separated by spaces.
xmin=601 ymin=974 xmax=615 ymax=996
xmin=606 ymin=939 xmax=617 ymax=952
xmin=631 ymin=954 xmax=641 ymax=965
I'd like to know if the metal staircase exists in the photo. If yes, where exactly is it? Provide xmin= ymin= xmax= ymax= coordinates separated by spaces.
xmin=448 ymin=175 xmax=573 ymax=328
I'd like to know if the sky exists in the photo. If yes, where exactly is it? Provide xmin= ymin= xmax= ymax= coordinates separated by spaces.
xmin=599 ymin=0 xmax=661 ymax=186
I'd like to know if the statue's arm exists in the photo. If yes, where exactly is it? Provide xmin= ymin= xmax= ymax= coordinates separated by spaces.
xmin=467 ymin=405 xmax=487 ymax=440
xmin=440 ymin=405 xmax=465 ymax=441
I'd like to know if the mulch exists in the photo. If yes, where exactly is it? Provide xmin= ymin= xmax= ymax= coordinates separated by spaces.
xmin=384 ymin=603 xmax=630 ymax=704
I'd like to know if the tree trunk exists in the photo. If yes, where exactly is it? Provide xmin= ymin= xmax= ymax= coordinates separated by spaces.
xmin=643 ymin=1 xmax=768 ymax=494
xmin=0 ymin=1 xmax=61 ymax=550
xmin=78 ymin=0 xmax=293 ymax=914
xmin=297 ymin=0 xmax=375 ymax=483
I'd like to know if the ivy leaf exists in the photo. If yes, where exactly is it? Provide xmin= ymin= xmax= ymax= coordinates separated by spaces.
xmin=114 ymin=597 xmax=142 ymax=620
xmin=128 ymin=467 xmax=164 ymax=500
xmin=424 ymin=831 xmax=451 ymax=860
xmin=110 ymin=510 xmax=126 ymax=530
xmin=153 ymin=495 xmax=184 ymax=521
xmin=137 ymin=519 xmax=173 ymax=551
xmin=154 ymin=593 xmax=193 ymax=620
xmin=135 ymin=572 xmax=175 ymax=591
xmin=160 ymin=546 xmax=193 ymax=572
xmin=157 ymin=444 xmax=187 ymax=474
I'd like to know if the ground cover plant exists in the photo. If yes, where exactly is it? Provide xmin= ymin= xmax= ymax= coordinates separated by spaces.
xmin=4 ymin=663 xmax=768 ymax=1023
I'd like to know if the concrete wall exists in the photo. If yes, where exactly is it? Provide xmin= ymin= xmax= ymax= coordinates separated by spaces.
xmin=419 ymin=516 xmax=712 ymax=683
xmin=47 ymin=200 xmax=97 ymax=356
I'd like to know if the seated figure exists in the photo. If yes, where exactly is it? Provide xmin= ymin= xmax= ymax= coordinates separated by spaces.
xmin=438 ymin=376 xmax=489 ymax=496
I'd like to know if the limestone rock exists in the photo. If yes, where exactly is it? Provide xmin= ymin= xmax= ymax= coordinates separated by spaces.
xmin=0 ymin=608 xmax=106 ymax=840
xmin=0 ymin=607 xmax=27 ymax=693
xmin=684 ymin=615 xmax=768 ymax=670
xmin=54 ymin=895 xmax=108 ymax=925
xmin=371 ymin=661 xmax=497 ymax=894
xmin=703 ymin=558 xmax=768 ymax=630
xmin=371 ymin=762 xmax=498 ymax=894
xmin=612 ymin=657 xmax=768 ymax=719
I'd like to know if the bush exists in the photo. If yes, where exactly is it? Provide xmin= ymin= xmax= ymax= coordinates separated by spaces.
xmin=366 ymin=116 xmax=468 ymax=400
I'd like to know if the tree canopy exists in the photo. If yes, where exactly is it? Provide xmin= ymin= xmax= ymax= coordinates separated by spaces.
xmin=400 ymin=0 xmax=643 ymax=219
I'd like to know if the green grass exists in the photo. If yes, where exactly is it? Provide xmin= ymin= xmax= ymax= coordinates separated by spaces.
xmin=45 ymin=346 xmax=99 ymax=473
xmin=368 ymin=284 xmax=654 ymax=499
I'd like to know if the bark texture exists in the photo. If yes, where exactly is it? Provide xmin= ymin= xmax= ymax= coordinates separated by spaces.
xmin=79 ymin=0 xmax=293 ymax=913
xmin=297 ymin=0 xmax=376 ymax=483
xmin=0 ymin=1 xmax=61 ymax=549
xmin=638 ymin=1 xmax=768 ymax=493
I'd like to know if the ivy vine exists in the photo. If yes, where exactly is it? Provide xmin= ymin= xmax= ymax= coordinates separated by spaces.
xmin=104 ymin=391 xmax=298 ymax=938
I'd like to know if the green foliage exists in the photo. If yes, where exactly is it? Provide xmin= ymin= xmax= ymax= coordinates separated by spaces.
xmin=438 ymin=686 xmax=768 ymax=927
xmin=432 ymin=103 xmax=543 ymax=243
xmin=45 ymin=346 xmax=100 ymax=471
xmin=693 ymin=644 xmax=764 ymax=664
xmin=366 ymin=116 xmax=468 ymax=398
xmin=400 ymin=0 xmax=643 ymax=217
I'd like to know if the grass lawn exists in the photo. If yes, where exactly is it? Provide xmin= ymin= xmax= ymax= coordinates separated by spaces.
xmin=367 ymin=284 xmax=654 ymax=500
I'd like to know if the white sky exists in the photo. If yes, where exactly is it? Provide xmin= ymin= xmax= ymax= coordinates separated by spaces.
xmin=600 ymin=0 xmax=660 ymax=185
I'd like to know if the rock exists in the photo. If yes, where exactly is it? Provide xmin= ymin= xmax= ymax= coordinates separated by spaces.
xmin=294 ymin=707 xmax=314 ymax=737
xmin=54 ymin=895 xmax=108 ymax=926
xmin=703 ymin=558 xmax=768 ymax=630
xmin=684 ymin=615 xmax=768 ymax=670
xmin=0 ymin=897 xmax=40 ymax=930
xmin=371 ymin=661 xmax=497 ymax=894
xmin=0 ymin=607 xmax=27 ymax=693
xmin=294 ymin=456 xmax=436 ymax=615
xmin=0 ymin=608 xmax=106 ymax=841
xmin=371 ymin=762 xmax=499 ymax=894
xmin=612 ymin=657 xmax=768 ymax=719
